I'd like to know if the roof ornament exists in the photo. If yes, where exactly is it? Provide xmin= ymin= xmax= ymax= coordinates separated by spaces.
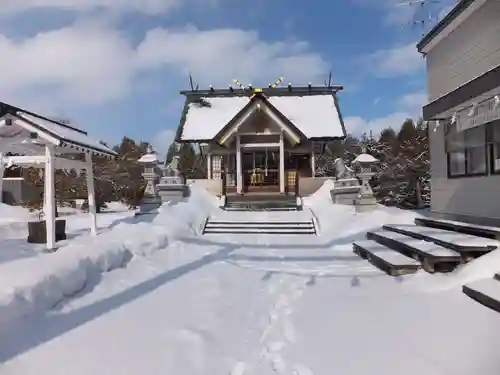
xmin=230 ymin=76 xmax=284 ymax=94
xmin=188 ymin=72 xmax=199 ymax=91
xmin=324 ymin=71 xmax=332 ymax=87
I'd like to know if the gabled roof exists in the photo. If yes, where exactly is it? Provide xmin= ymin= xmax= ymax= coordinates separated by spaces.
xmin=175 ymin=86 xmax=347 ymax=143
xmin=213 ymin=93 xmax=307 ymax=146
xmin=417 ymin=0 xmax=476 ymax=53
xmin=0 ymin=102 xmax=116 ymax=158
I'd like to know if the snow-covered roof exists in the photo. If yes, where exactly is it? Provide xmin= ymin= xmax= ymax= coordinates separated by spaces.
xmin=0 ymin=102 xmax=116 ymax=158
xmin=177 ymin=88 xmax=346 ymax=142
xmin=353 ymin=153 xmax=378 ymax=163
xmin=268 ymin=96 xmax=344 ymax=139
xmin=16 ymin=112 xmax=115 ymax=157
xmin=138 ymin=152 xmax=160 ymax=163
xmin=181 ymin=97 xmax=250 ymax=141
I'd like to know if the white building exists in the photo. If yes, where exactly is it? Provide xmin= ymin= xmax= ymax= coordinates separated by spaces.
xmin=417 ymin=0 xmax=500 ymax=225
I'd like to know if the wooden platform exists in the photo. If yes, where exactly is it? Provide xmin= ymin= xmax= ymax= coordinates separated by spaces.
xmin=366 ymin=230 xmax=461 ymax=273
xmin=383 ymin=224 xmax=498 ymax=259
xmin=415 ymin=217 xmax=500 ymax=240
xmin=353 ymin=240 xmax=421 ymax=276
xmin=463 ymin=277 xmax=500 ymax=314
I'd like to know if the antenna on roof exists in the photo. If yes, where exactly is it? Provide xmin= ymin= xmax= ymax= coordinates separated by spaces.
xmin=395 ymin=0 xmax=456 ymax=37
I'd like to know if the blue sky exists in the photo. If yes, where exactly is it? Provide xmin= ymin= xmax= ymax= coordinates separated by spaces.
xmin=0 ymin=0 xmax=457 ymax=156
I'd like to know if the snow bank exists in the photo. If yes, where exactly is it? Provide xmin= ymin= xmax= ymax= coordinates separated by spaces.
xmin=408 ymin=248 xmax=500 ymax=293
xmin=151 ymin=183 xmax=219 ymax=237
xmin=303 ymin=179 xmax=419 ymax=237
xmin=0 ymin=234 xmax=131 ymax=325
xmin=0 ymin=203 xmax=35 ymax=223
xmin=302 ymin=178 xmax=335 ymax=208
xmin=0 ymin=185 xmax=219 ymax=324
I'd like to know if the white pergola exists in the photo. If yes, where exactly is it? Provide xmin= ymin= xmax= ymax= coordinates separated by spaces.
xmin=0 ymin=102 xmax=116 ymax=250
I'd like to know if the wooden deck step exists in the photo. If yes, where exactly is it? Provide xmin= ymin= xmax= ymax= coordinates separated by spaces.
xmin=353 ymin=240 xmax=421 ymax=276
xmin=383 ymin=224 xmax=498 ymax=255
xmin=367 ymin=230 xmax=461 ymax=273
xmin=415 ymin=217 xmax=500 ymax=240
xmin=463 ymin=278 xmax=500 ymax=314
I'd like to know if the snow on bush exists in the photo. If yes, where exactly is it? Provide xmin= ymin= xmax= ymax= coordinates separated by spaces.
xmin=0 ymin=185 xmax=219 ymax=324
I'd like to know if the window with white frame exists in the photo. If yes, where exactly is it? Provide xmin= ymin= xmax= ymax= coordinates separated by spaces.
xmin=211 ymin=155 xmax=222 ymax=180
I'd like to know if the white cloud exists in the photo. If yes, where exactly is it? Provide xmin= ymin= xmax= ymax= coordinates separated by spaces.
xmin=397 ymin=91 xmax=427 ymax=110
xmin=151 ymin=129 xmax=176 ymax=159
xmin=344 ymin=91 xmax=425 ymax=135
xmin=136 ymin=26 xmax=328 ymax=87
xmin=0 ymin=20 xmax=137 ymax=105
xmin=0 ymin=21 xmax=329 ymax=109
xmin=0 ymin=0 xmax=181 ymax=15
xmin=363 ymin=42 xmax=424 ymax=78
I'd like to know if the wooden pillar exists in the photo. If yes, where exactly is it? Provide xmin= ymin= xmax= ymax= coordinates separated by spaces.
xmin=44 ymin=144 xmax=56 ymax=250
xmin=311 ymin=141 xmax=316 ymax=178
xmin=0 ymin=152 xmax=4 ymax=203
xmin=207 ymin=153 xmax=212 ymax=179
xmin=279 ymin=131 xmax=285 ymax=193
xmin=236 ymin=135 xmax=242 ymax=194
xmin=85 ymin=152 xmax=97 ymax=235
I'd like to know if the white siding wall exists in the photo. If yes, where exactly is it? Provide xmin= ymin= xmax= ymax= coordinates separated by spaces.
xmin=426 ymin=0 xmax=500 ymax=102
xmin=429 ymin=122 xmax=500 ymax=219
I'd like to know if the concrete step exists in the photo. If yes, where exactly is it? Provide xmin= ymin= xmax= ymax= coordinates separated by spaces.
xmin=366 ymin=229 xmax=461 ymax=273
xmin=415 ymin=217 xmax=500 ymax=240
xmin=463 ymin=278 xmax=500 ymax=314
xmin=203 ymin=219 xmax=316 ymax=235
xmin=353 ymin=240 xmax=421 ymax=276
xmin=383 ymin=224 xmax=497 ymax=257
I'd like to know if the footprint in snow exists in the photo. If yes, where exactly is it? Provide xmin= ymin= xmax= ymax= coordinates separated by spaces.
xmin=230 ymin=361 xmax=246 ymax=375
xmin=292 ymin=364 xmax=314 ymax=375
xmin=306 ymin=276 xmax=316 ymax=287
xmin=283 ymin=317 xmax=296 ymax=343
xmin=271 ymin=355 xmax=286 ymax=373
xmin=266 ymin=341 xmax=286 ymax=352
xmin=262 ymin=272 xmax=273 ymax=281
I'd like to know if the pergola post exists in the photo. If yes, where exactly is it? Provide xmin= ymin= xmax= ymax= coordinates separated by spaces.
xmin=0 ymin=152 xmax=4 ymax=203
xmin=85 ymin=152 xmax=97 ymax=235
xmin=44 ymin=144 xmax=56 ymax=250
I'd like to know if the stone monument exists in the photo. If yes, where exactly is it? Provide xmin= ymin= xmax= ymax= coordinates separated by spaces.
xmin=137 ymin=146 xmax=162 ymax=214
xmin=330 ymin=158 xmax=361 ymax=205
xmin=156 ymin=143 xmax=188 ymax=204
xmin=352 ymin=150 xmax=379 ymax=212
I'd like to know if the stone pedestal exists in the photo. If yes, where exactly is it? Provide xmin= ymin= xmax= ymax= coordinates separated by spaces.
xmin=157 ymin=175 xmax=188 ymax=205
xmin=27 ymin=219 xmax=66 ymax=243
xmin=330 ymin=178 xmax=361 ymax=205
xmin=354 ymin=172 xmax=377 ymax=212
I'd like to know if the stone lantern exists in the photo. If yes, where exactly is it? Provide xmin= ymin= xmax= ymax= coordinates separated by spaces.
xmin=352 ymin=150 xmax=379 ymax=212
xmin=137 ymin=145 xmax=162 ymax=214
xmin=156 ymin=143 xmax=188 ymax=204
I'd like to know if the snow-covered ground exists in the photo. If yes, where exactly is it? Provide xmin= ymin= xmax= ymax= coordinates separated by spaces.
xmin=1 ymin=182 xmax=500 ymax=374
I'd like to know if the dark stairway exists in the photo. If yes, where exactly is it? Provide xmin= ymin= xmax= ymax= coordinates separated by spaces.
xmin=224 ymin=194 xmax=301 ymax=211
